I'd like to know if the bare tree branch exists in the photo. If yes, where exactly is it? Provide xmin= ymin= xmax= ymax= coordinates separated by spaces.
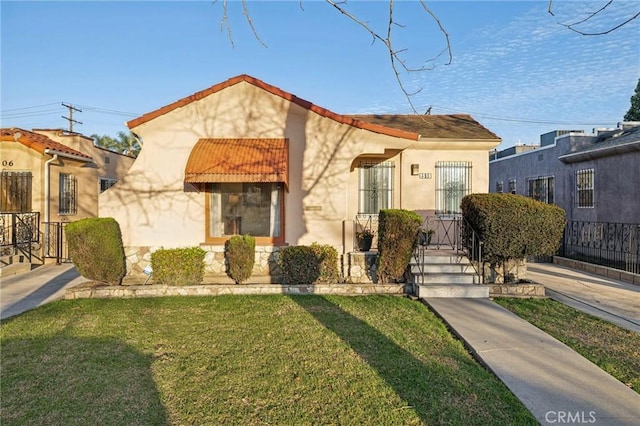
xmin=549 ymin=0 xmax=639 ymax=36
xmin=326 ymin=0 xmax=452 ymax=113
xmin=216 ymin=0 xmax=235 ymax=49
xmin=241 ymin=0 xmax=268 ymax=48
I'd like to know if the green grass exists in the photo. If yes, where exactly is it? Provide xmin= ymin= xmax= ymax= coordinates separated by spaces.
xmin=495 ymin=297 xmax=640 ymax=393
xmin=1 ymin=295 xmax=536 ymax=425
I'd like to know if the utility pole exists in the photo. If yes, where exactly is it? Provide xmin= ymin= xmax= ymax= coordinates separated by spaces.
xmin=61 ymin=103 xmax=82 ymax=133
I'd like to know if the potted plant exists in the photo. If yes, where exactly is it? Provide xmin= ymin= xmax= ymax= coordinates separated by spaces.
xmin=418 ymin=228 xmax=435 ymax=246
xmin=356 ymin=228 xmax=375 ymax=251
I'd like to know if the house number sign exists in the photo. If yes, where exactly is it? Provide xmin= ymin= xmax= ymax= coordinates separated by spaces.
xmin=2 ymin=160 xmax=14 ymax=167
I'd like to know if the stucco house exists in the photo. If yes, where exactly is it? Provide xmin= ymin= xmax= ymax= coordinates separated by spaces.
xmin=489 ymin=124 xmax=640 ymax=275
xmin=1 ymin=128 xmax=135 ymax=271
xmin=100 ymin=74 xmax=501 ymax=282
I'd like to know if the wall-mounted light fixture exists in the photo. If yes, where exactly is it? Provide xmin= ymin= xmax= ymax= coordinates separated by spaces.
xmin=411 ymin=164 xmax=419 ymax=175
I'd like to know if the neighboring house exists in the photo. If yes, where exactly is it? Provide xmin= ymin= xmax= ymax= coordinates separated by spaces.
xmin=489 ymin=124 xmax=640 ymax=223
xmin=489 ymin=124 xmax=640 ymax=275
xmin=1 ymin=128 xmax=135 ymax=266
xmin=99 ymin=74 xmax=501 ymax=281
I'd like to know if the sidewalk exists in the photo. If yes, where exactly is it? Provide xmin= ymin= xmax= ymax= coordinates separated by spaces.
xmin=527 ymin=263 xmax=640 ymax=333
xmin=426 ymin=297 xmax=640 ymax=426
xmin=0 ymin=264 xmax=85 ymax=320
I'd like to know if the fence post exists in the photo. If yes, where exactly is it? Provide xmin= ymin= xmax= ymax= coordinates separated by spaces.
xmin=57 ymin=223 xmax=63 ymax=264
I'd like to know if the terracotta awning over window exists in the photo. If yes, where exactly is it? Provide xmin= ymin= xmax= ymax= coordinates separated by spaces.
xmin=185 ymin=138 xmax=289 ymax=190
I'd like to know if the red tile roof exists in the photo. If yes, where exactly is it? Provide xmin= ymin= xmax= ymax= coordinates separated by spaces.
xmin=1 ymin=128 xmax=92 ymax=160
xmin=185 ymin=138 xmax=289 ymax=189
xmin=127 ymin=75 xmax=420 ymax=140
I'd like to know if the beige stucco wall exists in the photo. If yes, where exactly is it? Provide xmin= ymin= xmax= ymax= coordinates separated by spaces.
xmin=100 ymin=81 xmax=498 ymax=259
xmin=1 ymin=140 xmax=94 ymax=221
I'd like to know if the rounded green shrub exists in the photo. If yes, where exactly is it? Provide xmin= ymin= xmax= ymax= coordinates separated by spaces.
xmin=150 ymin=247 xmax=206 ymax=286
xmin=279 ymin=243 xmax=339 ymax=285
xmin=461 ymin=193 xmax=566 ymax=267
xmin=377 ymin=209 xmax=422 ymax=283
xmin=65 ymin=217 xmax=126 ymax=285
xmin=226 ymin=235 xmax=255 ymax=284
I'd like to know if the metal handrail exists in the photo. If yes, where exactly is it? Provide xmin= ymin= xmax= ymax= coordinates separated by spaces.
xmin=411 ymin=215 xmax=485 ymax=289
xmin=460 ymin=215 xmax=484 ymax=284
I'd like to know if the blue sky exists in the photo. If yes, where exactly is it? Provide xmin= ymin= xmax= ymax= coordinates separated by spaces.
xmin=1 ymin=1 xmax=639 ymax=149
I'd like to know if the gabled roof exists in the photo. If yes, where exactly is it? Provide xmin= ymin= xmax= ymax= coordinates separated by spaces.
xmin=1 ymin=128 xmax=93 ymax=160
xmin=127 ymin=74 xmax=497 ymax=142
xmin=346 ymin=114 xmax=500 ymax=141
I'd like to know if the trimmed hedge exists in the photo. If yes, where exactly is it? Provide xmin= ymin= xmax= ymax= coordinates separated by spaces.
xmin=150 ymin=247 xmax=206 ymax=286
xmin=65 ymin=217 xmax=126 ymax=285
xmin=461 ymin=193 xmax=565 ymax=266
xmin=377 ymin=209 xmax=423 ymax=283
xmin=226 ymin=235 xmax=255 ymax=284
xmin=279 ymin=243 xmax=339 ymax=285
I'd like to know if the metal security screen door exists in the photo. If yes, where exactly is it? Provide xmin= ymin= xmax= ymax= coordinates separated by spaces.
xmin=436 ymin=161 xmax=472 ymax=216
xmin=359 ymin=161 xmax=394 ymax=214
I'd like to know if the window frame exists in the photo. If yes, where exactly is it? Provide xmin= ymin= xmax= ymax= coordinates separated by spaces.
xmin=0 ymin=171 xmax=32 ymax=213
xmin=527 ymin=175 xmax=554 ymax=204
xmin=576 ymin=168 xmax=594 ymax=208
xmin=358 ymin=161 xmax=394 ymax=215
xmin=508 ymin=179 xmax=517 ymax=194
xmin=204 ymin=182 xmax=285 ymax=245
xmin=435 ymin=161 xmax=472 ymax=216
xmin=58 ymin=173 xmax=77 ymax=215
xmin=99 ymin=178 xmax=118 ymax=193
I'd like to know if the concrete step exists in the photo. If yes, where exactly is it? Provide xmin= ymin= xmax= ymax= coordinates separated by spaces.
xmin=411 ymin=255 xmax=472 ymax=265
xmin=1 ymin=254 xmax=27 ymax=267
xmin=417 ymin=284 xmax=489 ymax=298
xmin=416 ymin=273 xmax=479 ymax=284
xmin=411 ymin=263 xmax=476 ymax=274
xmin=0 ymin=261 xmax=31 ymax=277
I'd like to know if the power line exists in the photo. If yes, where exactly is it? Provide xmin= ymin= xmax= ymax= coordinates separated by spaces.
xmin=430 ymin=104 xmax=618 ymax=126
xmin=0 ymin=103 xmax=60 ymax=113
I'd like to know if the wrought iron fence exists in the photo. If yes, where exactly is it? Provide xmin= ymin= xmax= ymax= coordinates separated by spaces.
xmin=0 ymin=212 xmax=40 ymax=261
xmin=559 ymin=221 xmax=640 ymax=275
xmin=42 ymin=222 xmax=71 ymax=263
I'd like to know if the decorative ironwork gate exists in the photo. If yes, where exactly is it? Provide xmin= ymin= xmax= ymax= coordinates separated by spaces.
xmin=43 ymin=222 xmax=71 ymax=263
xmin=0 ymin=212 xmax=40 ymax=261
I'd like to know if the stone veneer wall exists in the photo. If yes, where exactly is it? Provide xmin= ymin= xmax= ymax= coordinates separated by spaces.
xmin=344 ymin=251 xmax=378 ymax=283
xmin=66 ymin=283 xmax=409 ymax=300
xmin=124 ymin=245 xmax=284 ymax=284
xmin=125 ymin=246 xmax=382 ymax=285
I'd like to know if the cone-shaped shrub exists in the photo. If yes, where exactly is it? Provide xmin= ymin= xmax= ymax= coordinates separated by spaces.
xmin=226 ymin=235 xmax=255 ymax=284
xmin=377 ymin=209 xmax=422 ymax=283
xmin=65 ymin=217 xmax=126 ymax=285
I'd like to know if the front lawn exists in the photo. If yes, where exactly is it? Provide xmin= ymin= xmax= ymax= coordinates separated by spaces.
xmin=1 ymin=295 xmax=536 ymax=425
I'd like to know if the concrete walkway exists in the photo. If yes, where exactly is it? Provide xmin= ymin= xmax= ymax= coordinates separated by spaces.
xmin=425 ymin=297 xmax=640 ymax=426
xmin=0 ymin=264 xmax=84 ymax=320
